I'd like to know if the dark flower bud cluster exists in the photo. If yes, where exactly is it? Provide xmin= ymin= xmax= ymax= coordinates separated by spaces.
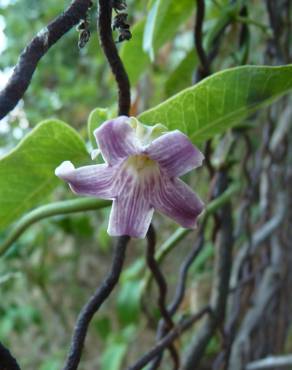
xmin=111 ymin=0 xmax=132 ymax=43
xmin=76 ymin=1 xmax=93 ymax=49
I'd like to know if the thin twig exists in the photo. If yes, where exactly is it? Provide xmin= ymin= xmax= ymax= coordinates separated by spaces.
xmin=126 ymin=306 xmax=210 ymax=370
xmin=62 ymin=236 xmax=130 ymax=370
xmin=182 ymin=170 xmax=234 ymax=370
xmin=98 ymin=0 xmax=131 ymax=116
xmin=146 ymin=225 xmax=174 ymax=329
xmin=169 ymin=225 xmax=206 ymax=315
xmin=146 ymin=224 xmax=179 ymax=369
xmin=148 ymin=225 xmax=206 ymax=368
xmin=142 ymin=183 xmax=240 ymax=368
xmin=194 ymin=0 xmax=210 ymax=79
xmin=0 ymin=341 xmax=21 ymax=370
xmin=0 ymin=0 xmax=93 ymax=120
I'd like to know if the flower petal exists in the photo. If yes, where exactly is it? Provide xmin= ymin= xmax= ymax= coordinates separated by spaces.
xmin=151 ymin=176 xmax=204 ymax=228
xmin=55 ymin=161 xmax=117 ymax=199
xmin=94 ymin=116 xmax=139 ymax=165
xmin=107 ymin=170 xmax=154 ymax=238
xmin=146 ymin=130 xmax=204 ymax=177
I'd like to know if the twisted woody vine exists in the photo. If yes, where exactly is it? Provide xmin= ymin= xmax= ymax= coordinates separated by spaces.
xmin=0 ymin=0 xmax=291 ymax=370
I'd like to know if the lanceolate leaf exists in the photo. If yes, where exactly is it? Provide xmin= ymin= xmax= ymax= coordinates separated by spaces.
xmin=165 ymin=50 xmax=197 ymax=97
xmin=122 ymin=0 xmax=196 ymax=83
xmin=87 ymin=107 xmax=109 ymax=148
xmin=139 ymin=65 xmax=292 ymax=143
xmin=120 ymin=19 xmax=150 ymax=85
xmin=143 ymin=0 xmax=196 ymax=60
xmin=0 ymin=120 xmax=88 ymax=230
xmin=143 ymin=0 xmax=159 ymax=61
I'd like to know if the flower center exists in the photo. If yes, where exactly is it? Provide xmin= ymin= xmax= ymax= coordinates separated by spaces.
xmin=125 ymin=154 xmax=159 ymax=175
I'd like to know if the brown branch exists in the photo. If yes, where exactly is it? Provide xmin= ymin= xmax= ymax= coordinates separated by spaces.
xmin=62 ymin=236 xmax=130 ymax=370
xmin=98 ymin=0 xmax=131 ymax=116
xmin=0 ymin=342 xmax=21 ymax=370
xmin=0 ymin=0 xmax=93 ymax=120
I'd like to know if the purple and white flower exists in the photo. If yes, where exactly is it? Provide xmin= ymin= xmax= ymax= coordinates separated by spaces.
xmin=55 ymin=116 xmax=204 ymax=238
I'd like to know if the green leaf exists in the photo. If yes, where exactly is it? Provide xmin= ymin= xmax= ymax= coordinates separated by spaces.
xmin=139 ymin=65 xmax=292 ymax=143
xmin=39 ymin=355 xmax=62 ymax=370
xmin=164 ymin=1 xmax=237 ymax=97
xmin=165 ymin=50 xmax=197 ymax=97
xmin=143 ymin=0 xmax=196 ymax=59
xmin=40 ymin=359 xmax=62 ymax=370
xmin=143 ymin=0 xmax=159 ymax=61
xmin=94 ymin=316 xmax=112 ymax=341
xmin=120 ymin=19 xmax=150 ymax=85
xmin=87 ymin=107 xmax=109 ymax=147
xmin=117 ymin=280 xmax=143 ymax=325
xmin=0 ymin=119 xmax=88 ymax=230
xmin=100 ymin=342 xmax=127 ymax=370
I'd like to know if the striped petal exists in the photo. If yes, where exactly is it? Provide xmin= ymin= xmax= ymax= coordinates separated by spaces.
xmin=55 ymin=161 xmax=117 ymax=199
xmin=107 ymin=163 xmax=154 ymax=238
xmin=146 ymin=130 xmax=204 ymax=177
xmin=151 ymin=175 xmax=204 ymax=228
xmin=94 ymin=116 xmax=139 ymax=165
xmin=108 ymin=185 xmax=153 ymax=239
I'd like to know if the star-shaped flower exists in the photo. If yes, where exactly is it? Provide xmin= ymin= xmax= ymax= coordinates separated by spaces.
xmin=55 ymin=116 xmax=204 ymax=238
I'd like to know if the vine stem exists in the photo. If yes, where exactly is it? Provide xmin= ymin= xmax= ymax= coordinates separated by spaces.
xmin=195 ymin=0 xmax=210 ymax=78
xmin=146 ymin=224 xmax=179 ymax=369
xmin=62 ymin=235 xmax=130 ymax=370
xmin=62 ymin=0 xmax=133 ymax=368
xmin=0 ymin=0 xmax=93 ymax=120
xmin=0 ymin=341 xmax=21 ymax=370
xmin=0 ymin=199 xmax=110 ymax=257
xmin=142 ymin=181 xmax=239 ymax=368
xmin=126 ymin=306 xmax=210 ymax=370
xmin=146 ymin=225 xmax=174 ymax=329
xmin=98 ymin=0 xmax=131 ymax=116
